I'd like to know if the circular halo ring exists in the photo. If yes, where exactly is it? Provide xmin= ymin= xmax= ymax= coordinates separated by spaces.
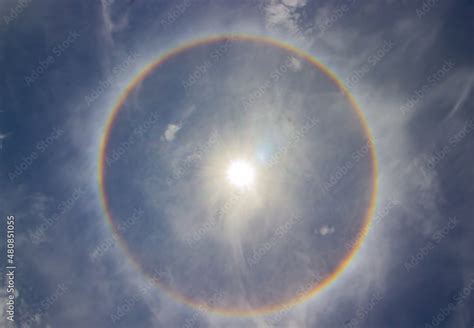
xmin=98 ymin=34 xmax=378 ymax=317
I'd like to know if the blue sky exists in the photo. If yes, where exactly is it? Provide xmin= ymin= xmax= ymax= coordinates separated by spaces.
xmin=0 ymin=0 xmax=473 ymax=327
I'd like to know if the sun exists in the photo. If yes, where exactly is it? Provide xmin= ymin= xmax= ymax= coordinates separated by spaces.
xmin=226 ymin=160 xmax=256 ymax=189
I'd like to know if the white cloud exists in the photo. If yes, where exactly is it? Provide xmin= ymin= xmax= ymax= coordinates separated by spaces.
xmin=0 ymin=132 xmax=11 ymax=139
xmin=262 ymin=0 xmax=304 ymax=34
xmin=0 ymin=132 xmax=10 ymax=149
xmin=319 ymin=225 xmax=335 ymax=236
xmin=282 ymin=0 xmax=308 ymax=7
xmin=163 ymin=124 xmax=181 ymax=142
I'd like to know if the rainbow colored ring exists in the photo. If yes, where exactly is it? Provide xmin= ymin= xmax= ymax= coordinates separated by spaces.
xmin=98 ymin=34 xmax=378 ymax=317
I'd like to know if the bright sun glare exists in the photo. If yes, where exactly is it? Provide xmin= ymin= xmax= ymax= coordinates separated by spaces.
xmin=226 ymin=160 xmax=255 ymax=189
